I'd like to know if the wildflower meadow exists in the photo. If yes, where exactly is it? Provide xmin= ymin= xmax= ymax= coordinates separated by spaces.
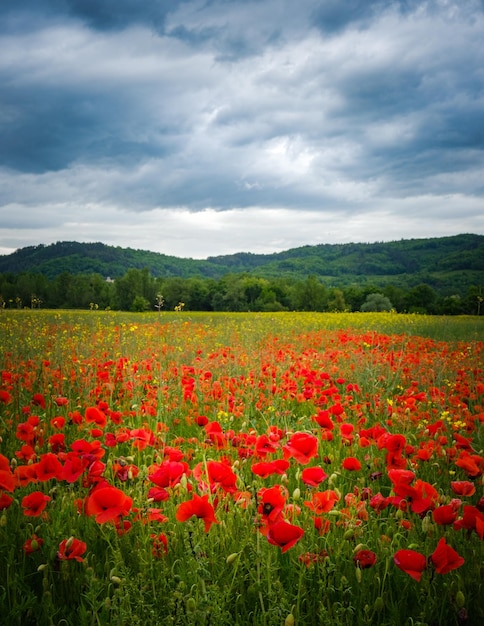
xmin=0 ymin=310 xmax=483 ymax=626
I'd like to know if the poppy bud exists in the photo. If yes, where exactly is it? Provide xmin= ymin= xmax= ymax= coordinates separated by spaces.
xmin=353 ymin=543 xmax=366 ymax=553
xmin=292 ymin=488 xmax=301 ymax=501
xmin=455 ymin=591 xmax=465 ymax=608
xmin=65 ymin=536 xmax=74 ymax=550
xmin=226 ymin=552 xmax=239 ymax=565
xmin=374 ymin=597 xmax=384 ymax=612
xmin=285 ymin=614 xmax=295 ymax=626
xmin=328 ymin=473 xmax=338 ymax=486
xmin=0 ymin=514 xmax=6 ymax=527
xmin=110 ymin=576 xmax=122 ymax=585
xmin=186 ymin=597 xmax=196 ymax=613
xmin=355 ymin=567 xmax=362 ymax=583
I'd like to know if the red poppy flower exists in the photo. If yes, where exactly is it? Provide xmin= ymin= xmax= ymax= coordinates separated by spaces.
xmin=430 ymin=537 xmax=464 ymax=574
xmin=455 ymin=451 xmax=483 ymax=477
xmin=342 ymin=457 xmax=362 ymax=471
xmin=61 ymin=453 xmax=89 ymax=483
xmin=393 ymin=549 xmax=427 ymax=581
xmin=85 ymin=406 xmax=107 ymax=428
xmin=353 ymin=549 xmax=377 ymax=569
xmin=21 ymin=491 xmax=51 ymax=517
xmin=14 ymin=445 xmax=36 ymax=464
xmin=194 ymin=460 xmax=238 ymax=494
xmin=388 ymin=469 xmax=415 ymax=486
xmin=450 ymin=481 xmax=476 ymax=497
xmin=393 ymin=479 xmax=439 ymax=515
xmin=149 ymin=461 xmax=189 ymax=488
xmin=340 ymin=423 xmax=354 ymax=444
xmin=86 ymin=485 xmax=133 ymax=523
xmin=313 ymin=517 xmax=331 ymax=534
xmin=23 ymin=534 xmax=44 ymax=555
xmin=283 ymin=432 xmax=319 ymax=465
xmin=130 ymin=427 xmax=155 ymax=450
xmin=254 ymin=434 xmax=279 ymax=458
xmin=133 ymin=508 xmax=169 ymax=524
xmin=313 ymin=410 xmax=334 ymax=430
xmin=57 ymin=537 xmax=87 ymax=562
xmin=176 ymin=494 xmax=219 ymax=532
xmin=301 ymin=467 xmax=327 ymax=487
xmin=151 ymin=532 xmax=168 ymax=557
xmin=36 ymin=453 xmax=64 ymax=482
xmin=194 ymin=414 xmax=208 ymax=426
xmin=266 ymin=519 xmax=304 ymax=553
xmin=0 ymin=390 xmax=12 ymax=404
xmin=113 ymin=461 xmax=139 ymax=482
xmin=251 ymin=460 xmax=290 ymax=478
xmin=0 ymin=456 xmax=15 ymax=492
xmin=13 ymin=464 xmax=38 ymax=488
xmin=16 ymin=421 xmax=36 ymax=444
xmin=453 ymin=505 xmax=484 ymax=540
xmin=258 ymin=484 xmax=287 ymax=524
xmin=49 ymin=433 xmax=66 ymax=453
xmin=147 ymin=486 xmax=170 ymax=502
xmin=204 ymin=421 xmax=227 ymax=448
xmin=433 ymin=503 xmax=460 ymax=526
xmin=369 ymin=493 xmax=390 ymax=513
xmin=32 ymin=393 xmax=46 ymax=409
xmin=0 ymin=493 xmax=14 ymax=510
xmin=299 ymin=550 xmax=329 ymax=568
xmin=304 ymin=489 xmax=339 ymax=514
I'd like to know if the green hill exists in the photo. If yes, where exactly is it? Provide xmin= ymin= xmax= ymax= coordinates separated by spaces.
xmin=0 ymin=234 xmax=483 ymax=296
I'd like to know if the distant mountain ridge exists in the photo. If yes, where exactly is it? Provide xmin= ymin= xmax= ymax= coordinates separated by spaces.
xmin=0 ymin=234 xmax=483 ymax=295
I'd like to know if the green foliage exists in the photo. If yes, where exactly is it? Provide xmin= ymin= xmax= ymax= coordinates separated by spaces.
xmin=0 ymin=235 xmax=483 ymax=314
xmin=0 ymin=236 xmax=483 ymax=296
xmin=360 ymin=293 xmax=393 ymax=312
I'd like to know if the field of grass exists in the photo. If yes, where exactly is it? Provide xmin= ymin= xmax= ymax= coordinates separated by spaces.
xmin=0 ymin=311 xmax=483 ymax=625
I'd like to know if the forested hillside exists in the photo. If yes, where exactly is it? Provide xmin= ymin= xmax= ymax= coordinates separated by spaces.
xmin=1 ymin=234 xmax=483 ymax=284
xmin=0 ymin=235 xmax=483 ymax=314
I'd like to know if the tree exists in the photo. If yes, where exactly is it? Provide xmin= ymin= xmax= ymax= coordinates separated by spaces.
xmin=113 ymin=268 xmax=155 ymax=310
xmin=360 ymin=293 xmax=393 ymax=312
xmin=292 ymin=276 xmax=328 ymax=311
xmin=405 ymin=284 xmax=437 ymax=314
xmin=131 ymin=295 xmax=150 ymax=312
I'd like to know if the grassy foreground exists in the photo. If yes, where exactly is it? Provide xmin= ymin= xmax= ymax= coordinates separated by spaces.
xmin=0 ymin=311 xmax=483 ymax=625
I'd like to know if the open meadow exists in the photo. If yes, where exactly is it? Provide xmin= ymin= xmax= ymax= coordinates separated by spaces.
xmin=0 ymin=311 xmax=483 ymax=625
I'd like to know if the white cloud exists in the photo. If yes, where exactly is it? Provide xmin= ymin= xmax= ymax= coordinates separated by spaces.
xmin=0 ymin=0 xmax=483 ymax=257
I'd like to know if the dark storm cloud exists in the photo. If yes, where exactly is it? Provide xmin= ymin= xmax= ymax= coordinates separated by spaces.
xmin=0 ymin=0 xmax=483 ymax=257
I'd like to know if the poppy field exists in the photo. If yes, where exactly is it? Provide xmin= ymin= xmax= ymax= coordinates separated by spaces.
xmin=0 ymin=310 xmax=483 ymax=626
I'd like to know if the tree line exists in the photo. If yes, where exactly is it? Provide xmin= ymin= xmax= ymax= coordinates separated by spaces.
xmin=0 ymin=269 xmax=482 ymax=315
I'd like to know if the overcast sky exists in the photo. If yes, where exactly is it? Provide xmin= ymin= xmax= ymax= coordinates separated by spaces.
xmin=1 ymin=0 xmax=483 ymax=259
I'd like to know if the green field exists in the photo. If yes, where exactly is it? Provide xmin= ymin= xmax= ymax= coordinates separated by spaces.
xmin=0 ymin=311 xmax=482 ymax=625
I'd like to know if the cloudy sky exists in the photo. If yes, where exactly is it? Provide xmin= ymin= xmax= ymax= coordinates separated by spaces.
xmin=1 ymin=0 xmax=483 ymax=259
